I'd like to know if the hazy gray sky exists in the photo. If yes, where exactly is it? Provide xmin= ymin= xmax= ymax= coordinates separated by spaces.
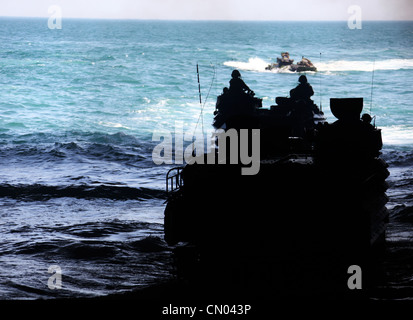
xmin=1 ymin=0 xmax=413 ymax=20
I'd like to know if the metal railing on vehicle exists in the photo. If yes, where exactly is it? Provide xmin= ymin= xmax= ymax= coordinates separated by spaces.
xmin=166 ymin=167 xmax=184 ymax=193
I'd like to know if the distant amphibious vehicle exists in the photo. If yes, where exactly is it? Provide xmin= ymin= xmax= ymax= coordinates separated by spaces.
xmin=163 ymin=72 xmax=389 ymax=298
xmin=266 ymin=52 xmax=317 ymax=72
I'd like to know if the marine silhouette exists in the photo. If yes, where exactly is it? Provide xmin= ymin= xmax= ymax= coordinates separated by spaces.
xmin=229 ymin=69 xmax=253 ymax=96
xmin=290 ymin=75 xmax=314 ymax=101
xmin=213 ymin=70 xmax=262 ymax=129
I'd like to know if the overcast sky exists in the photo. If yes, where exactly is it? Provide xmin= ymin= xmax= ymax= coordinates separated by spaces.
xmin=1 ymin=0 xmax=413 ymax=20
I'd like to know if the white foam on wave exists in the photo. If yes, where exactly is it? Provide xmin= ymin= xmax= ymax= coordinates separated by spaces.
xmin=317 ymin=59 xmax=413 ymax=72
xmin=381 ymin=125 xmax=413 ymax=146
xmin=98 ymin=121 xmax=130 ymax=129
xmin=224 ymin=57 xmax=277 ymax=73
xmin=224 ymin=58 xmax=413 ymax=73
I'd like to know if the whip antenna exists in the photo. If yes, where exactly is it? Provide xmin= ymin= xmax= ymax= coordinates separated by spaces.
xmin=190 ymin=63 xmax=204 ymax=156
xmin=319 ymin=52 xmax=322 ymax=112
xmin=197 ymin=63 xmax=202 ymax=105
xmin=195 ymin=63 xmax=204 ymax=136
xmin=193 ymin=63 xmax=216 ymax=155
xmin=193 ymin=62 xmax=212 ymax=149
xmin=370 ymin=59 xmax=375 ymax=115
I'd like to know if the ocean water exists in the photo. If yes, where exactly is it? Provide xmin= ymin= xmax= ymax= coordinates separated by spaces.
xmin=0 ymin=18 xmax=413 ymax=300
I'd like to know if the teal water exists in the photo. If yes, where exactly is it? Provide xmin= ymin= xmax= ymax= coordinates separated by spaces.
xmin=0 ymin=18 xmax=413 ymax=299
xmin=1 ymin=19 xmax=413 ymax=143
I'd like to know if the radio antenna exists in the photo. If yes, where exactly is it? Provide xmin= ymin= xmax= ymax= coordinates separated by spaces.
xmin=195 ymin=63 xmax=204 ymax=136
xmin=370 ymin=59 xmax=375 ymax=115
xmin=193 ymin=63 xmax=216 ymax=155
xmin=197 ymin=63 xmax=202 ymax=105
xmin=189 ymin=63 xmax=204 ymax=156
xmin=319 ymin=52 xmax=322 ymax=112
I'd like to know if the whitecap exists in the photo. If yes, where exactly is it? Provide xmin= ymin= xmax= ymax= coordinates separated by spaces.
xmin=381 ymin=125 xmax=413 ymax=146
xmin=317 ymin=59 xmax=413 ymax=72
xmin=98 ymin=121 xmax=130 ymax=129
xmin=223 ymin=57 xmax=271 ymax=72
xmin=224 ymin=57 xmax=413 ymax=74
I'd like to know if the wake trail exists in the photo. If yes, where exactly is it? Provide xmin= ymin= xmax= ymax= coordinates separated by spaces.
xmin=224 ymin=57 xmax=413 ymax=73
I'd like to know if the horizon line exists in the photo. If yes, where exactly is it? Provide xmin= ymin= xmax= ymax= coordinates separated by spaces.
xmin=1 ymin=16 xmax=412 ymax=22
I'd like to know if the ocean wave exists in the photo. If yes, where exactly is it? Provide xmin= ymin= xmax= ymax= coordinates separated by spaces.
xmin=223 ymin=58 xmax=413 ymax=73
xmin=60 ymin=242 xmax=121 ymax=259
xmin=0 ymin=131 xmax=150 ymax=147
xmin=11 ymin=235 xmax=169 ymax=259
xmin=0 ymin=184 xmax=166 ymax=200
xmin=98 ymin=121 xmax=131 ymax=130
xmin=382 ymin=148 xmax=413 ymax=167
xmin=127 ymin=236 xmax=170 ymax=253
xmin=7 ymin=282 xmax=53 ymax=298
xmin=224 ymin=57 xmax=277 ymax=73
xmin=381 ymin=126 xmax=413 ymax=146
xmin=0 ymin=143 xmax=150 ymax=168
xmin=50 ymin=220 xmax=157 ymax=239
xmin=83 ymin=54 xmax=116 ymax=63
xmin=58 ymin=236 xmax=169 ymax=260
xmin=317 ymin=59 xmax=413 ymax=72
xmin=391 ymin=205 xmax=413 ymax=223
xmin=0 ymin=131 xmax=155 ymax=162
xmin=1 ymin=234 xmax=171 ymax=299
